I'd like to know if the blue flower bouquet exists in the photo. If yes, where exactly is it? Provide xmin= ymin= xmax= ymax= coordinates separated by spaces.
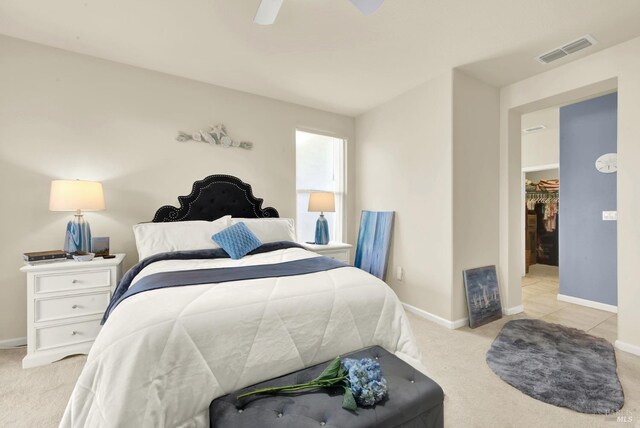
xmin=237 ymin=357 xmax=388 ymax=411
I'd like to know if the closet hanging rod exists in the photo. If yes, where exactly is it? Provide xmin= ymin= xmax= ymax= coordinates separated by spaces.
xmin=525 ymin=192 xmax=559 ymax=201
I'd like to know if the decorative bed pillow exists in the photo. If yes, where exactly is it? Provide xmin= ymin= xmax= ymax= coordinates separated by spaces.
xmin=212 ymin=222 xmax=263 ymax=260
xmin=230 ymin=218 xmax=296 ymax=243
xmin=133 ymin=216 xmax=231 ymax=260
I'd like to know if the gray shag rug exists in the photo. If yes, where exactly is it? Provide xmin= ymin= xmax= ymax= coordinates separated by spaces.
xmin=486 ymin=319 xmax=624 ymax=414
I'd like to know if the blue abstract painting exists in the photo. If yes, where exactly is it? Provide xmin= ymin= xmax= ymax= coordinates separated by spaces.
xmin=463 ymin=265 xmax=502 ymax=328
xmin=354 ymin=211 xmax=394 ymax=280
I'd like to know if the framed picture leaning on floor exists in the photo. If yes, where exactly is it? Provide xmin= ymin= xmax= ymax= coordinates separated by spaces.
xmin=354 ymin=211 xmax=394 ymax=280
xmin=463 ymin=265 xmax=502 ymax=328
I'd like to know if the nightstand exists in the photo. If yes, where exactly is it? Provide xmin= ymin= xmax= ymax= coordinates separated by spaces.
xmin=19 ymin=254 xmax=125 ymax=368
xmin=300 ymin=242 xmax=352 ymax=263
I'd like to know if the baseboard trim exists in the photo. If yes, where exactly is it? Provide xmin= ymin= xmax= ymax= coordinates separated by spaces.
xmin=503 ymin=305 xmax=524 ymax=315
xmin=615 ymin=340 xmax=640 ymax=357
xmin=0 ymin=337 xmax=27 ymax=349
xmin=557 ymin=294 xmax=617 ymax=313
xmin=402 ymin=302 xmax=468 ymax=329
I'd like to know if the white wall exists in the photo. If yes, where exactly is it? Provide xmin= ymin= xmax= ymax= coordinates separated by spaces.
xmin=452 ymin=70 xmax=500 ymax=320
xmin=500 ymin=35 xmax=640 ymax=353
xmin=355 ymin=72 xmax=454 ymax=321
xmin=0 ymin=36 xmax=355 ymax=342
xmin=521 ymin=108 xmax=559 ymax=169
xmin=525 ymin=169 xmax=558 ymax=182
xmin=355 ymin=70 xmax=500 ymax=324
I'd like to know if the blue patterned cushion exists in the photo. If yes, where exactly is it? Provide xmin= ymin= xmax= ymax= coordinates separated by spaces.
xmin=212 ymin=222 xmax=263 ymax=260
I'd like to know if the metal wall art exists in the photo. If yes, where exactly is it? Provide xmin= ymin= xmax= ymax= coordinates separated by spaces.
xmin=177 ymin=124 xmax=253 ymax=150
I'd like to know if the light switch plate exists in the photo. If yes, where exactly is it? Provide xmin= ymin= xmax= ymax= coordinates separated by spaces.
xmin=602 ymin=211 xmax=617 ymax=221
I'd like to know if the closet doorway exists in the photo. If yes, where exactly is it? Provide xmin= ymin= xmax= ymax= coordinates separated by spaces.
xmin=522 ymin=166 xmax=560 ymax=297
xmin=524 ymin=168 xmax=559 ymax=272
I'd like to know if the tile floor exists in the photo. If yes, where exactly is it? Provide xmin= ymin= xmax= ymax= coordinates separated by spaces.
xmin=522 ymin=264 xmax=617 ymax=343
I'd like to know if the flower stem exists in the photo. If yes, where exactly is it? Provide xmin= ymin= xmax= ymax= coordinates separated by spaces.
xmin=237 ymin=382 xmax=314 ymax=399
xmin=237 ymin=376 xmax=347 ymax=399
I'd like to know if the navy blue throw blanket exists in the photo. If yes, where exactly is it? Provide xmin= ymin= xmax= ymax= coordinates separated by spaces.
xmin=102 ymin=241 xmax=348 ymax=324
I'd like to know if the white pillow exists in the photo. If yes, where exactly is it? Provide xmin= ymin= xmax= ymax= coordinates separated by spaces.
xmin=133 ymin=216 xmax=231 ymax=260
xmin=230 ymin=218 xmax=296 ymax=243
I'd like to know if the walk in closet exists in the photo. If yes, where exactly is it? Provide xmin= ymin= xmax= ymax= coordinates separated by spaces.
xmin=525 ymin=179 xmax=559 ymax=273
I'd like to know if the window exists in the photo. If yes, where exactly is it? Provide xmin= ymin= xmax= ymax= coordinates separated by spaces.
xmin=295 ymin=130 xmax=345 ymax=243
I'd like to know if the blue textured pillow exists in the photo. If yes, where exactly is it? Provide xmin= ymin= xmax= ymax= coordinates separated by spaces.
xmin=212 ymin=222 xmax=263 ymax=260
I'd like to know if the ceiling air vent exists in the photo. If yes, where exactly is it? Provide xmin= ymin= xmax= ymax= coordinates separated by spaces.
xmin=562 ymin=37 xmax=594 ymax=54
xmin=535 ymin=34 xmax=598 ymax=64
xmin=538 ymin=49 xmax=567 ymax=64
xmin=523 ymin=125 xmax=547 ymax=134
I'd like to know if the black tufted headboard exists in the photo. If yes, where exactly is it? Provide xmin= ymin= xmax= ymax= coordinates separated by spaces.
xmin=152 ymin=174 xmax=279 ymax=222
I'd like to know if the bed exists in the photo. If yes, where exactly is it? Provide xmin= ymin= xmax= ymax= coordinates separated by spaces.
xmin=60 ymin=175 xmax=424 ymax=428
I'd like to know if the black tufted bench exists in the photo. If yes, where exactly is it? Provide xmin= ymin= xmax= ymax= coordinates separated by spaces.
xmin=210 ymin=346 xmax=444 ymax=428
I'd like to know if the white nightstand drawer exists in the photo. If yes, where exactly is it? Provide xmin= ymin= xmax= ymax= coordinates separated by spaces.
xmin=321 ymin=250 xmax=350 ymax=263
xmin=35 ymin=269 xmax=111 ymax=294
xmin=35 ymin=291 xmax=111 ymax=323
xmin=36 ymin=319 xmax=102 ymax=351
xmin=300 ymin=242 xmax=352 ymax=264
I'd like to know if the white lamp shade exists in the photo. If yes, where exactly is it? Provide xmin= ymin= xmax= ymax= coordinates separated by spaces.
xmin=49 ymin=180 xmax=105 ymax=212
xmin=308 ymin=191 xmax=335 ymax=213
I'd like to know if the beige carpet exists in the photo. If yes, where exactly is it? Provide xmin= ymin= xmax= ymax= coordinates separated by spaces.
xmin=0 ymin=347 xmax=85 ymax=427
xmin=1 ymin=312 xmax=639 ymax=427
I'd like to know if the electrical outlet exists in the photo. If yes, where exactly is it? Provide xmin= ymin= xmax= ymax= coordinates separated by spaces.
xmin=396 ymin=266 xmax=403 ymax=281
xmin=602 ymin=211 xmax=617 ymax=221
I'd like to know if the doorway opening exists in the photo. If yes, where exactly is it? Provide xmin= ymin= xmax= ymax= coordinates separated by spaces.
xmin=519 ymin=93 xmax=617 ymax=340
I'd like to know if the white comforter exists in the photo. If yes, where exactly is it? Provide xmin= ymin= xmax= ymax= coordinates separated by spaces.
xmin=60 ymin=247 xmax=423 ymax=428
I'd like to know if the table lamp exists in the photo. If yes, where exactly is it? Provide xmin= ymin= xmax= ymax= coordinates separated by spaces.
xmin=49 ymin=180 xmax=105 ymax=254
xmin=308 ymin=191 xmax=335 ymax=245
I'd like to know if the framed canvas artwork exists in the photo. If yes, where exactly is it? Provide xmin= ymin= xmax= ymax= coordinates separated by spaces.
xmin=354 ymin=211 xmax=394 ymax=280
xmin=91 ymin=237 xmax=110 ymax=257
xmin=463 ymin=265 xmax=502 ymax=328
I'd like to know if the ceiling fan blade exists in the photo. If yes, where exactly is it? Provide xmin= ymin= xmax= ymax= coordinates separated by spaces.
xmin=349 ymin=0 xmax=384 ymax=16
xmin=254 ymin=0 xmax=284 ymax=25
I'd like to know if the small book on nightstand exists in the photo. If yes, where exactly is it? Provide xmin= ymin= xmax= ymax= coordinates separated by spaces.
xmin=23 ymin=250 xmax=67 ymax=264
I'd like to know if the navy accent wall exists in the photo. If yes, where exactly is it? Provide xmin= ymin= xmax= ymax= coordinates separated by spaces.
xmin=559 ymin=92 xmax=617 ymax=306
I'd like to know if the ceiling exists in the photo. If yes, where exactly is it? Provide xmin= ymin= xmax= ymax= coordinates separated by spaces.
xmin=1 ymin=0 xmax=640 ymax=116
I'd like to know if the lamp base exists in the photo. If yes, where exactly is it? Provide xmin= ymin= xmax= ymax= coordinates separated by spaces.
xmin=64 ymin=214 xmax=92 ymax=254
xmin=314 ymin=214 xmax=330 ymax=245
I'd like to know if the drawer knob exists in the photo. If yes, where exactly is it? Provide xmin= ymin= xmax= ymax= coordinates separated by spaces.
xmin=71 ymin=330 xmax=80 ymax=336
xmin=71 ymin=304 xmax=79 ymax=309
xmin=71 ymin=279 xmax=79 ymax=284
